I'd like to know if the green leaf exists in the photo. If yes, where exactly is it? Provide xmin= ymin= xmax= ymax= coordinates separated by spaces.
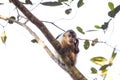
xmin=91 ymin=67 xmax=97 ymax=74
xmin=84 ymin=40 xmax=90 ymax=50
xmin=58 ymin=0 xmax=68 ymax=2
xmin=31 ymin=39 xmax=38 ymax=43
xmin=1 ymin=31 xmax=7 ymax=43
xmin=111 ymin=52 xmax=117 ymax=60
xmin=90 ymin=56 xmax=107 ymax=66
xmin=99 ymin=64 xmax=110 ymax=70
xmin=109 ymin=48 xmax=117 ymax=65
xmin=111 ymin=48 xmax=117 ymax=59
xmin=94 ymin=25 xmax=101 ymax=29
xmin=76 ymin=26 xmax=85 ymax=34
xmin=108 ymin=2 xmax=114 ymax=11
xmin=40 ymin=1 xmax=62 ymax=6
xmin=108 ymin=5 xmax=120 ymax=17
xmin=65 ymin=8 xmax=72 ymax=15
xmin=77 ymin=0 xmax=84 ymax=8
xmin=25 ymin=0 xmax=33 ymax=5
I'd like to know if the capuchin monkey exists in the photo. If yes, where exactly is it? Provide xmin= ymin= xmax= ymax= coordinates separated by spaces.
xmin=56 ymin=30 xmax=79 ymax=66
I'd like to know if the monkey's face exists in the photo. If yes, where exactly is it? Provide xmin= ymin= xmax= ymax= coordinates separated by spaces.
xmin=64 ymin=32 xmax=76 ymax=46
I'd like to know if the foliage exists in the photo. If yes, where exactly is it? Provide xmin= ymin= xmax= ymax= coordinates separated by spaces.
xmin=40 ymin=1 xmax=62 ymax=6
xmin=94 ymin=25 xmax=101 ymax=29
xmin=94 ymin=19 xmax=112 ymax=33
xmin=108 ymin=2 xmax=120 ymax=18
xmin=65 ymin=8 xmax=72 ymax=15
xmin=40 ymin=0 xmax=84 ymax=15
xmin=0 ymin=31 xmax=7 ymax=43
xmin=91 ymin=56 xmax=107 ymax=66
xmin=90 ymin=48 xmax=117 ymax=78
xmin=108 ymin=2 xmax=114 ymax=11
xmin=25 ymin=0 xmax=33 ymax=5
xmin=84 ymin=40 xmax=90 ymax=50
xmin=77 ymin=0 xmax=84 ymax=8
xmin=88 ymin=4 xmax=119 ymax=76
xmin=58 ymin=0 xmax=68 ymax=2
xmin=91 ymin=67 xmax=97 ymax=74
xmin=93 ymin=2 xmax=120 ymax=33
xmin=76 ymin=26 xmax=85 ymax=34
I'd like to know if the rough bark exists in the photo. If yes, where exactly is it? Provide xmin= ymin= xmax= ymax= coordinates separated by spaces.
xmin=11 ymin=0 xmax=87 ymax=80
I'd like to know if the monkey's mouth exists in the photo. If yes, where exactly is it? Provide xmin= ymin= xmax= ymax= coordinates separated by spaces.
xmin=69 ymin=40 xmax=74 ymax=43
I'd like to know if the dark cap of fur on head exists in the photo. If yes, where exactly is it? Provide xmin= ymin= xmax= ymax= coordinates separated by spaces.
xmin=56 ymin=30 xmax=75 ymax=39
xmin=65 ymin=30 xmax=75 ymax=34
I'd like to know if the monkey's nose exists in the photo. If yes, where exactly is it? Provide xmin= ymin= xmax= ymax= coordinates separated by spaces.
xmin=69 ymin=40 xmax=74 ymax=43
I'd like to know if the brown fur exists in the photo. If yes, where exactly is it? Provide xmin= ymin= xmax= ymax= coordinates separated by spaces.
xmin=59 ymin=31 xmax=79 ymax=66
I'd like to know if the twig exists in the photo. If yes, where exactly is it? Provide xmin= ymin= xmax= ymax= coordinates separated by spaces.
xmin=78 ymin=38 xmax=105 ymax=43
xmin=42 ymin=20 xmax=65 ymax=32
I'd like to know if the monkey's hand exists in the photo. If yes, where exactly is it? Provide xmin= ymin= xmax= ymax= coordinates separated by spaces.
xmin=74 ymin=39 xmax=79 ymax=54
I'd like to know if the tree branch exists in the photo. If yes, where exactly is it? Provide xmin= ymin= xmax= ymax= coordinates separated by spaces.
xmin=0 ymin=14 xmax=67 ymax=73
xmin=11 ymin=0 xmax=87 ymax=80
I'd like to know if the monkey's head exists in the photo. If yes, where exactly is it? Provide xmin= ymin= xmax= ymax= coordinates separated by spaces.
xmin=63 ymin=30 xmax=76 ymax=46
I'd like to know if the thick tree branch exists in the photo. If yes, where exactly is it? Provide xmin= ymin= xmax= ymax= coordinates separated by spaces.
xmin=11 ymin=0 xmax=87 ymax=80
xmin=0 ymin=14 xmax=67 ymax=72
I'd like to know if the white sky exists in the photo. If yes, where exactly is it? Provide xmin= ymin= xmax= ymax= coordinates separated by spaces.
xmin=0 ymin=0 xmax=120 ymax=80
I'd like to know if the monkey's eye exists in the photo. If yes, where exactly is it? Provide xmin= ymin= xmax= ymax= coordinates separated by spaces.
xmin=68 ymin=34 xmax=76 ymax=38
xmin=68 ymin=35 xmax=71 ymax=37
xmin=72 ymin=35 xmax=76 ymax=38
